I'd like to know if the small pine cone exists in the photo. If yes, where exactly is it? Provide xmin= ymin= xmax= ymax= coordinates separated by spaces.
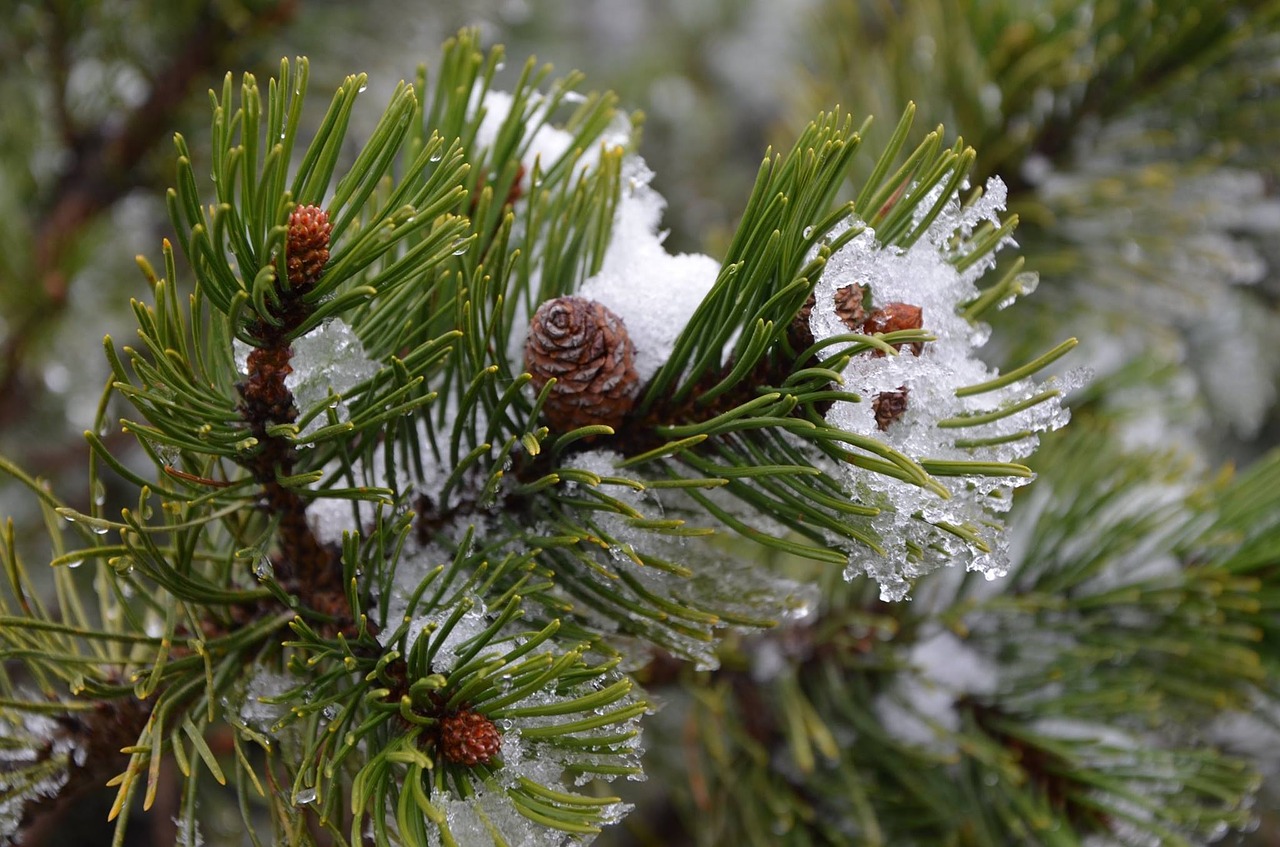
xmin=872 ymin=386 xmax=910 ymax=431
xmin=525 ymin=296 xmax=639 ymax=432
xmin=863 ymin=302 xmax=924 ymax=357
xmin=789 ymin=285 xmax=867 ymax=351
xmin=439 ymin=709 xmax=503 ymax=767
xmin=285 ymin=204 xmax=332 ymax=290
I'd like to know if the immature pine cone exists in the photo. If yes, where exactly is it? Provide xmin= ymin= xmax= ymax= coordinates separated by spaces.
xmin=872 ymin=386 xmax=910 ymax=431
xmin=863 ymin=302 xmax=924 ymax=357
xmin=438 ymin=709 xmax=503 ymax=767
xmin=524 ymin=296 xmax=640 ymax=432
xmin=789 ymin=284 xmax=867 ymax=351
xmin=284 ymin=204 xmax=332 ymax=290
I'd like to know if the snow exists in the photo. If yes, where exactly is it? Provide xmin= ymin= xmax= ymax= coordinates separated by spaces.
xmin=875 ymin=628 xmax=998 ymax=750
xmin=471 ymin=89 xmax=632 ymax=196
xmin=810 ymin=178 xmax=1079 ymax=600
xmin=470 ymin=87 xmax=721 ymax=388
xmin=1035 ymin=136 xmax=1280 ymax=442
xmin=576 ymin=159 xmax=722 ymax=384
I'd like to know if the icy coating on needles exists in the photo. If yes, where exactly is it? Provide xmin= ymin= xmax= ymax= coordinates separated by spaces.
xmin=811 ymin=179 xmax=1082 ymax=601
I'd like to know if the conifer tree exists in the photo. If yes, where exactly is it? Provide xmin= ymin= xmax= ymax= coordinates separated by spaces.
xmin=0 ymin=18 xmax=1277 ymax=847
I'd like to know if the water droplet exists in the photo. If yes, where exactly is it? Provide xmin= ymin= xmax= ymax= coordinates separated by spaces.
xmin=563 ymin=91 xmax=587 ymax=104
xmin=92 ymin=526 xmax=110 ymax=536
xmin=93 ymin=480 xmax=107 ymax=506
xmin=254 ymin=557 xmax=274 ymax=580
xmin=494 ymin=62 xmax=506 ymax=72
xmin=429 ymin=152 xmax=443 ymax=163
xmin=295 ymin=788 xmax=317 ymax=805
xmin=323 ymin=704 xmax=339 ymax=720
xmin=357 ymin=83 xmax=368 ymax=93
xmin=803 ymin=226 xmax=814 ymax=238
xmin=66 ymin=558 xmax=84 ymax=569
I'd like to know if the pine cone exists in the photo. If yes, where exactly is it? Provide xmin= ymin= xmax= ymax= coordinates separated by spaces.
xmin=284 ymin=204 xmax=332 ymax=290
xmin=438 ymin=709 xmax=502 ymax=767
xmin=872 ymin=386 xmax=910 ymax=431
xmin=789 ymin=285 xmax=866 ymax=351
xmin=863 ymin=302 xmax=924 ymax=357
xmin=525 ymin=296 xmax=640 ymax=432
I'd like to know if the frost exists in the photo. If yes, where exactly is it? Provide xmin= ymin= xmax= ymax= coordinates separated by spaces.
xmin=0 ymin=713 xmax=78 ymax=842
xmin=174 ymin=816 xmax=204 ymax=847
xmin=812 ymin=178 xmax=1077 ymax=600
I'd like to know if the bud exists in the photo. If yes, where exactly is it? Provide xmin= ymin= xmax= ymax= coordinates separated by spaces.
xmin=872 ymin=386 xmax=910 ymax=431
xmin=284 ymin=204 xmax=332 ymax=290
xmin=863 ymin=302 xmax=924 ymax=357
xmin=438 ymin=709 xmax=503 ymax=767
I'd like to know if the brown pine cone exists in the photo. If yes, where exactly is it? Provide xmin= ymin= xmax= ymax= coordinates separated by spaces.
xmin=872 ymin=386 xmax=910 ymax=431
xmin=525 ymin=296 xmax=640 ymax=432
xmin=863 ymin=302 xmax=924 ymax=357
xmin=789 ymin=284 xmax=867 ymax=351
xmin=438 ymin=709 xmax=503 ymax=766
xmin=284 ymin=204 xmax=332 ymax=290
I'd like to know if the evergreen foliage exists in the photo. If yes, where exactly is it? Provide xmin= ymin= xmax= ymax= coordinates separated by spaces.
xmin=0 ymin=14 xmax=1277 ymax=847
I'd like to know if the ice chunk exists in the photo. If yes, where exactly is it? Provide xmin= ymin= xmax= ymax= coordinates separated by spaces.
xmin=392 ymin=593 xmax=492 ymax=673
xmin=240 ymin=668 xmax=296 ymax=732
xmin=285 ymin=318 xmax=380 ymax=441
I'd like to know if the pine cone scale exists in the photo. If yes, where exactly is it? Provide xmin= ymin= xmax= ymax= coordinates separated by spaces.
xmin=525 ymin=295 xmax=640 ymax=432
